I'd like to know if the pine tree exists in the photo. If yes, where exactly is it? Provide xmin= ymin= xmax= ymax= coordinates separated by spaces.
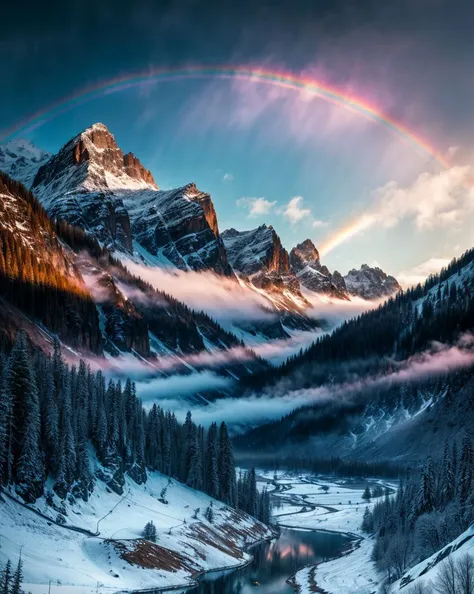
xmin=0 ymin=560 xmax=12 ymax=594
xmin=54 ymin=372 xmax=76 ymax=498
xmin=142 ymin=520 xmax=157 ymax=542
xmin=205 ymin=505 xmax=214 ymax=523
xmin=8 ymin=332 xmax=44 ymax=501
xmin=416 ymin=458 xmax=435 ymax=516
xmin=258 ymin=487 xmax=271 ymax=525
xmin=362 ymin=485 xmax=372 ymax=502
xmin=247 ymin=468 xmax=258 ymax=517
xmin=440 ymin=440 xmax=455 ymax=506
xmin=40 ymin=357 xmax=59 ymax=474
xmin=187 ymin=444 xmax=203 ymax=490
xmin=459 ymin=435 xmax=473 ymax=505
xmin=10 ymin=556 xmax=23 ymax=594
xmin=0 ymin=373 xmax=13 ymax=485
xmin=362 ymin=507 xmax=374 ymax=533
xmin=75 ymin=361 xmax=92 ymax=499
xmin=205 ymin=422 xmax=219 ymax=499
xmin=218 ymin=422 xmax=237 ymax=506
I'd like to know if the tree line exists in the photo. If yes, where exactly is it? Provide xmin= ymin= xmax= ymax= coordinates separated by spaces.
xmin=243 ymin=246 xmax=474 ymax=395
xmin=0 ymin=556 xmax=27 ymax=594
xmin=237 ymin=455 xmax=403 ymax=480
xmin=0 ymin=172 xmax=101 ymax=352
xmin=0 ymin=331 xmax=270 ymax=525
xmin=362 ymin=436 xmax=474 ymax=587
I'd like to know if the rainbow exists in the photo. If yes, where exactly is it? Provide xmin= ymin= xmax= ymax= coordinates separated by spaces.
xmin=1 ymin=65 xmax=450 ymax=169
xmin=1 ymin=65 xmax=452 ymax=256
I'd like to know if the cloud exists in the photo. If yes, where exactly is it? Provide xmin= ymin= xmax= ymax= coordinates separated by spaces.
xmin=280 ymin=196 xmax=312 ymax=224
xmin=124 ymin=260 xmax=275 ymax=324
xmin=397 ymin=257 xmax=451 ymax=288
xmin=237 ymin=197 xmax=277 ymax=218
xmin=223 ymin=172 xmax=234 ymax=181
xmin=136 ymin=372 xmax=233 ymax=408
xmin=319 ymin=165 xmax=474 ymax=255
xmin=137 ymin=333 xmax=474 ymax=431
xmin=371 ymin=166 xmax=474 ymax=230
xmin=278 ymin=196 xmax=328 ymax=228
xmin=312 ymin=219 xmax=328 ymax=228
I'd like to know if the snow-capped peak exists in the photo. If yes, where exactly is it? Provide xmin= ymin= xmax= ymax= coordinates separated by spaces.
xmin=0 ymin=138 xmax=50 ymax=187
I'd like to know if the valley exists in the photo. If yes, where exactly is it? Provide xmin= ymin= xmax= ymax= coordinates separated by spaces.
xmin=1 ymin=93 xmax=474 ymax=594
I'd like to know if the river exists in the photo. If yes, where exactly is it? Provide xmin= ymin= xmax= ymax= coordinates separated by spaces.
xmin=180 ymin=527 xmax=351 ymax=594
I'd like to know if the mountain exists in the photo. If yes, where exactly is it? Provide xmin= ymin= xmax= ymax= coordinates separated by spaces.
xmin=0 ymin=124 xmax=400 ymax=359
xmin=289 ymin=238 xmax=400 ymax=301
xmin=344 ymin=263 xmax=401 ymax=299
xmin=236 ymin=247 xmax=474 ymax=462
xmin=289 ymin=239 xmax=349 ymax=300
xmin=0 ymin=172 xmax=102 ymax=352
xmin=222 ymin=225 xmax=309 ymax=308
xmin=123 ymin=182 xmax=232 ymax=274
xmin=0 ymin=139 xmax=50 ymax=187
xmin=31 ymin=123 xmax=232 ymax=275
xmin=31 ymin=123 xmax=156 ymax=253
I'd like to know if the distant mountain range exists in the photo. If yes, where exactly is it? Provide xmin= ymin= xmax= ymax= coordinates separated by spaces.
xmin=0 ymin=122 xmax=401 ymax=373
xmin=236 ymin=246 xmax=474 ymax=462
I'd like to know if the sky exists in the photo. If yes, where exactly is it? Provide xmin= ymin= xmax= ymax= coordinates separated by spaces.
xmin=1 ymin=0 xmax=474 ymax=282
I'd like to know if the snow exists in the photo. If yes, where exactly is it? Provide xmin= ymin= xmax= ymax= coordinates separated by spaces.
xmin=0 ymin=470 xmax=272 ymax=594
xmin=0 ymin=139 xmax=50 ymax=187
xmin=390 ymin=524 xmax=474 ymax=592
xmin=258 ymin=472 xmax=397 ymax=594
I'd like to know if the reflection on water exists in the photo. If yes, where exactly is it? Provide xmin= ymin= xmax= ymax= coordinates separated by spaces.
xmin=180 ymin=528 xmax=350 ymax=594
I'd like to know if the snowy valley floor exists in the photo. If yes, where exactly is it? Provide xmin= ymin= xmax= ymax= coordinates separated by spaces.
xmin=259 ymin=471 xmax=398 ymax=594
xmin=0 ymin=471 xmax=273 ymax=594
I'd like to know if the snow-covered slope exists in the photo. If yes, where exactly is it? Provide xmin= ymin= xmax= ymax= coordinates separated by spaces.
xmin=222 ymin=225 xmax=310 ymax=308
xmin=391 ymin=524 xmax=474 ymax=592
xmin=122 ymin=182 xmax=232 ymax=274
xmin=32 ymin=123 xmax=231 ymax=275
xmin=289 ymin=239 xmax=349 ymax=300
xmin=0 ymin=470 xmax=273 ymax=594
xmin=0 ymin=139 xmax=50 ymax=187
xmin=344 ymin=263 xmax=401 ymax=300
xmin=31 ymin=123 xmax=156 ymax=253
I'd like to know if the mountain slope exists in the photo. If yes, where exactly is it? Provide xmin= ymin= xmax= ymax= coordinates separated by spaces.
xmin=344 ymin=263 xmax=401 ymax=299
xmin=0 ymin=139 xmax=50 ymax=187
xmin=0 ymin=172 xmax=102 ymax=352
xmin=236 ymin=248 xmax=474 ymax=462
xmin=0 ymin=471 xmax=272 ymax=593
xmin=123 ymin=182 xmax=232 ymax=274
xmin=289 ymin=239 xmax=349 ymax=300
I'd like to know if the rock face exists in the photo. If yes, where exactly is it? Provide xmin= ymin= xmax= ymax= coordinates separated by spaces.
xmin=29 ymin=123 xmax=231 ymax=275
xmin=222 ymin=225 xmax=289 ymax=277
xmin=289 ymin=239 xmax=349 ymax=300
xmin=222 ymin=225 xmax=310 ymax=311
xmin=31 ymin=123 xmax=157 ymax=253
xmin=0 ymin=139 xmax=50 ymax=188
xmin=344 ymin=264 xmax=401 ymax=300
xmin=124 ymin=182 xmax=232 ymax=275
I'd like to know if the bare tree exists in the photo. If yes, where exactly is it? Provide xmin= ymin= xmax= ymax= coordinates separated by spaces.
xmin=455 ymin=554 xmax=474 ymax=594
xmin=386 ymin=532 xmax=413 ymax=579
xmin=435 ymin=556 xmax=458 ymax=594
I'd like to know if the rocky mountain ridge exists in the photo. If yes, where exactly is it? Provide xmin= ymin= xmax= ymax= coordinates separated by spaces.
xmin=0 ymin=123 xmax=401 ymax=343
xmin=289 ymin=239 xmax=349 ymax=300
xmin=344 ymin=263 xmax=401 ymax=300
xmin=0 ymin=139 xmax=50 ymax=187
